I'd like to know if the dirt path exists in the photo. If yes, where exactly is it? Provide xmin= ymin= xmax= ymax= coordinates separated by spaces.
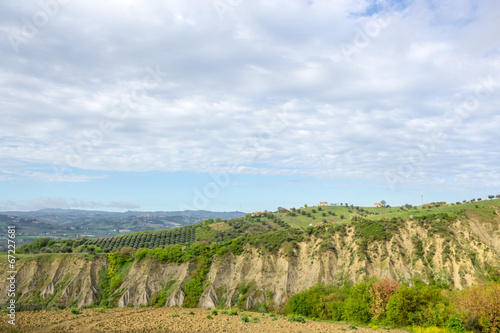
xmin=2 ymin=307 xmax=407 ymax=333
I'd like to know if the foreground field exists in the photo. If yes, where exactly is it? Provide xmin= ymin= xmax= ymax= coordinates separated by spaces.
xmin=2 ymin=307 xmax=407 ymax=333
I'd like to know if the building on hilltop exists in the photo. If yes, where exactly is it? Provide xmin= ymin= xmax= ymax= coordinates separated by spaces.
xmin=373 ymin=203 xmax=382 ymax=207
xmin=318 ymin=202 xmax=328 ymax=207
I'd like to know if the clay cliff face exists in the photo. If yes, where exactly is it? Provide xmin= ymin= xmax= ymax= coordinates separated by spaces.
xmin=2 ymin=218 xmax=499 ymax=310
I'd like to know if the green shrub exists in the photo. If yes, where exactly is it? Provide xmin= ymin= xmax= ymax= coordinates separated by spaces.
xmin=342 ymin=278 xmax=375 ymax=324
xmin=182 ymin=254 xmax=211 ymax=308
xmin=386 ymin=285 xmax=420 ymax=326
xmin=385 ymin=284 xmax=450 ymax=327
xmin=288 ymin=315 xmax=306 ymax=323
xmin=412 ymin=326 xmax=449 ymax=333
xmin=446 ymin=315 xmax=465 ymax=333
xmin=285 ymin=284 xmax=337 ymax=318
xmin=314 ymin=293 xmax=345 ymax=321
xmin=464 ymin=316 xmax=482 ymax=333
xmin=257 ymin=304 xmax=268 ymax=313
xmin=70 ymin=308 xmax=80 ymax=315
xmin=216 ymin=246 xmax=228 ymax=256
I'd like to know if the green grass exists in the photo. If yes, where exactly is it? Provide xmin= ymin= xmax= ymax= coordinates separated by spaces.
xmin=276 ymin=199 xmax=500 ymax=228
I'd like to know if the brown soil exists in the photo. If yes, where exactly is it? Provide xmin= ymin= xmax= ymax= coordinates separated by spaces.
xmin=2 ymin=308 xmax=407 ymax=333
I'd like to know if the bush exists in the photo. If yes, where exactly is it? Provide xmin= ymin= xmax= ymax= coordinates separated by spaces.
xmin=446 ymin=315 xmax=465 ymax=333
xmin=71 ymin=308 xmax=80 ymax=315
xmin=370 ymin=279 xmax=400 ymax=322
xmin=285 ymin=284 xmax=337 ymax=318
xmin=385 ymin=284 xmax=450 ymax=327
xmin=288 ymin=315 xmax=306 ymax=323
xmin=342 ymin=278 xmax=375 ymax=324
xmin=182 ymin=255 xmax=211 ymax=308
xmin=241 ymin=314 xmax=250 ymax=322
xmin=464 ymin=316 xmax=482 ymax=333
xmin=216 ymin=246 xmax=228 ymax=256
xmin=386 ymin=285 xmax=421 ymax=326
xmin=316 ymin=294 xmax=344 ymax=321
xmin=455 ymin=282 xmax=500 ymax=333
xmin=350 ymin=214 xmax=361 ymax=221
xmin=412 ymin=326 xmax=449 ymax=333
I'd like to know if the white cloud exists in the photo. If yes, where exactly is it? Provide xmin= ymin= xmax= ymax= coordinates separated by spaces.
xmin=0 ymin=0 xmax=499 ymax=192
xmin=21 ymin=172 xmax=109 ymax=183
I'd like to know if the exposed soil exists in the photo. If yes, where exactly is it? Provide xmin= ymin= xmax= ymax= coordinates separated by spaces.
xmin=2 ymin=308 xmax=408 ymax=333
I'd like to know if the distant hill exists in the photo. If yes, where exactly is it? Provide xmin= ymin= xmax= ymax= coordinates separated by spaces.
xmin=0 ymin=209 xmax=245 ymax=241
xmin=2 ymin=208 xmax=245 ymax=221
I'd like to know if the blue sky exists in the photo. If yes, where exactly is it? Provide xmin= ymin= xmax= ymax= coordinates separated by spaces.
xmin=0 ymin=0 xmax=499 ymax=213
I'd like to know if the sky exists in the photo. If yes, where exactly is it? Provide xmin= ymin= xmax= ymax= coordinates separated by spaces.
xmin=0 ymin=0 xmax=499 ymax=213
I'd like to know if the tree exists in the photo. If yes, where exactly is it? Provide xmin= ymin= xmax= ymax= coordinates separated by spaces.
xmin=380 ymin=200 xmax=386 ymax=207
xmin=455 ymin=282 xmax=500 ymax=333
xmin=370 ymin=279 xmax=400 ymax=321
xmin=343 ymin=278 xmax=376 ymax=323
xmin=386 ymin=284 xmax=449 ymax=327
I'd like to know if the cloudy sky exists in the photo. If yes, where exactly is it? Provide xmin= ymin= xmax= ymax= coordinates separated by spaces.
xmin=1 ymin=0 xmax=499 ymax=213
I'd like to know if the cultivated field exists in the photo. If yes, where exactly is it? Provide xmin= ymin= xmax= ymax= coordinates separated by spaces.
xmin=2 ymin=307 xmax=407 ymax=333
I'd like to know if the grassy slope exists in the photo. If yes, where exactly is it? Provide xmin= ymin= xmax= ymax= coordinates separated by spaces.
xmin=276 ymin=199 xmax=500 ymax=228
xmin=15 ymin=199 xmax=500 ymax=255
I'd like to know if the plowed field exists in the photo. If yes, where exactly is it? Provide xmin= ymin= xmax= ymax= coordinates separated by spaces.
xmin=1 ymin=308 xmax=407 ymax=333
